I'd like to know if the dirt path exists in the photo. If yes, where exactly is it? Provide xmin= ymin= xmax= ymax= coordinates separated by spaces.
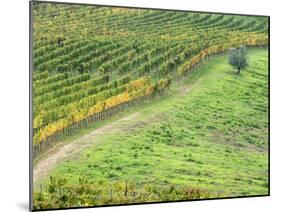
xmin=33 ymin=112 xmax=140 ymax=183
xmin=33 ymin=84 xmax=195 ymax=184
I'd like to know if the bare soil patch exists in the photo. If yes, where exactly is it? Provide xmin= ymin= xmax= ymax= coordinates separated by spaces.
xmin=33 ymin=112 xmax=140 ymax=183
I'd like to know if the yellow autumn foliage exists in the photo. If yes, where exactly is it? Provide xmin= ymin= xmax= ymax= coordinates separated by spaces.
xmin=177 ymin=34 xmax=268 ymax=77
xmin=33 ymin=34 xmax=268 ymax=145
xmin=105 ymin=92 xmax=130 ymax=109
xmin=126 ymin=77 xmax=150 ymax=92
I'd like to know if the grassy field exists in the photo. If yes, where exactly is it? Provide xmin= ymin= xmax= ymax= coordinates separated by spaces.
xmin=36 ymin=48 xmax=268 ymax=199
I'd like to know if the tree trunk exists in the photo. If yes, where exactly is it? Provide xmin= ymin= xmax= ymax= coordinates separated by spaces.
xmin=237 ymin=67 xmax=240 ymax=75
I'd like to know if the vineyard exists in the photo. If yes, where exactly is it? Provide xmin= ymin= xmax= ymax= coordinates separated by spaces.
xmin=32 ymin=2 xmax=268 ymax=154
xmin=33 ymin=177 xmax=214 ymax=209
xmin=33 ymin=48 xmax=269 ymax=209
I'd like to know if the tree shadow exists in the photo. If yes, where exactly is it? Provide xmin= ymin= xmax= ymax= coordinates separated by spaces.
xmin=225 ymin=69 xmax=242 ymax=77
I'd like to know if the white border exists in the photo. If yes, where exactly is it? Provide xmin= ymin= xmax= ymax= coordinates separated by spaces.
xmin=0 ymin=1 xmax=279 ymax=212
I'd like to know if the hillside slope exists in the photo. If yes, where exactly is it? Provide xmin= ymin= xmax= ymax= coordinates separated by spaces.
xmin=32 ymin=2 xmax=268 ymax=147
xmin=34 ymin=49 xmax=268 ymax=201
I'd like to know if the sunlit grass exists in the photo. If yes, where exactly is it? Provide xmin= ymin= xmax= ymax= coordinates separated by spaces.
xmin=39 ymin=48 xmax=268 ymax=197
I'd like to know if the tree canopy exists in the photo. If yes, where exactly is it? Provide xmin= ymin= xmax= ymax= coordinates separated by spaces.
xmin=228 ymin=46 xmax=248 ymax=74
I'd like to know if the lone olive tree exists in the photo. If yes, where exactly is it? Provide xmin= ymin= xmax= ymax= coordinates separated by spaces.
xmin=228 ymin=46 xmax=248 ymax=75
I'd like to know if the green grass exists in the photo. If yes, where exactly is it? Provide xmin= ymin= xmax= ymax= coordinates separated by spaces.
xmin=37 ymin=48 xmax=269 ymax=198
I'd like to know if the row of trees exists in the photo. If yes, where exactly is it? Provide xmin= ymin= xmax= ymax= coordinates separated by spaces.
xmin=32 ymin=3 xmax=268 ymax=146
xmin=33 ymin=31 xmax=268 ymax=143
xmin=177 ymin=36 xmax=268 ymax=76
xmin=34 ymin=73 xmax=90 ymax=96
xmin=33 ymin=76 xmax=171 ymax=144
xmin=35 ymin=40 xmax=121 ymax=72
xmin=33 ymin=5 xmax=267 ymax=68
xmin=34 ymin=74 xmax=110 ymax=105
xmin=34 ymin=75 xmax=130 ymax=124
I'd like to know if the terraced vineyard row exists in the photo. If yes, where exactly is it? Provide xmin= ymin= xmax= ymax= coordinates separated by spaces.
xmin=32 ymin=2 xmax=268 ymax=151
